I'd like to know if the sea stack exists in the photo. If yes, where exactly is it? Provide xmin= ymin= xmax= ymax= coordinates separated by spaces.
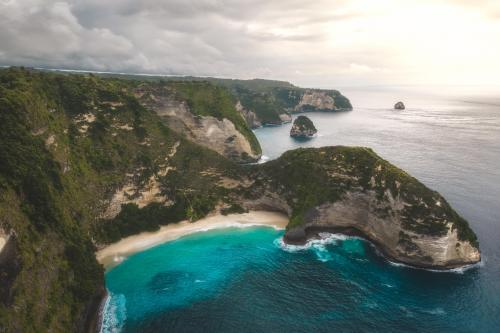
xmin=290 ymin=116 xmax=317 ymax=139
xmin=394 ymin=101 xmax=405 ymax=110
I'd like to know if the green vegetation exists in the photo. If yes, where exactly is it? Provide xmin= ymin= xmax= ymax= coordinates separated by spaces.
xmin=221 ymin=203 xmax=247 ymax=216
xmin=77 ymin=70 xmax=352 ymax=126
xmin=166 ymin=81 xmax=261 ymax=155
xmin=0 ymin=67 xmax=245 ymax=332
xmin=256 ymin=146 xmax=478 ymax=247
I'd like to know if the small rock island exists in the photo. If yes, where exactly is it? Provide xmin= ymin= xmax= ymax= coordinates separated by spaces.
xmin=394 ymin=101 xmax=405 ymax=110
xmin=290 ymin=116 xmax=317 ymax=139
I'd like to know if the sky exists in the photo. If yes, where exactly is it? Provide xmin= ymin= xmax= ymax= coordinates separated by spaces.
xmin=1 ymin=0 xmax=499 ymax=88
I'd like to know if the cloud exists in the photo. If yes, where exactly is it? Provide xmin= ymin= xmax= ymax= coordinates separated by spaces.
xmin=0 ymin=0 xmax=499 ymax=86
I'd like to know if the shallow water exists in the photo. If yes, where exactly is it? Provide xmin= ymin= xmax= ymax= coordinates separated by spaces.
xmin=103 ymin=87 xmax=500 ymax=332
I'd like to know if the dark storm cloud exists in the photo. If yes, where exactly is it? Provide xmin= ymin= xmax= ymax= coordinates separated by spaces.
xmin=0 ymin=0 xmax=354 ymax=78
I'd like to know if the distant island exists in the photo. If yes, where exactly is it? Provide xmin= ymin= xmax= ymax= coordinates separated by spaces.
xmin=0 ymin=68 xmax=479 ymax=332
xmin=395 ymin=101 xmax=405 ymax=110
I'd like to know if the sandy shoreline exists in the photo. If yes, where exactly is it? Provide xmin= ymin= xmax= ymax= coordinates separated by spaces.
xmin=96 ymin=211 xmax=288 ymax=269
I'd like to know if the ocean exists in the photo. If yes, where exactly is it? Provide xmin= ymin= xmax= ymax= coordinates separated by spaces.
xmin=102 ymin=86 xmax=500 ymax=332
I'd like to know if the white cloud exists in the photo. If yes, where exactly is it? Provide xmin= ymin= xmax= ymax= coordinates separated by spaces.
xmin=1 ymin=0 xmax=499 ymax=87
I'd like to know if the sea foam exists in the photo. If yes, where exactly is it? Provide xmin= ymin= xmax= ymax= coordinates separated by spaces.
xmin=274 ymin=232 xmax=360 ymax=262
xmin=100 ymin=292 xmax=127 ymax=333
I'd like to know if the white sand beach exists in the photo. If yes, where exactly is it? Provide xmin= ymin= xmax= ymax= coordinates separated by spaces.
xmin=96 ymin=211 xmax=289 ymax=269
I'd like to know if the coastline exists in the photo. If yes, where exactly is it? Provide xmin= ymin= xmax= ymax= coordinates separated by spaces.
xmin=96 ymin=211 xmax=289 ymax=270
xmin=284 ymin=226 xmax=481 ymax=271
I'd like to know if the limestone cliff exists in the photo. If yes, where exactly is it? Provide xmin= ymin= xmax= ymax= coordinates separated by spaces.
xmin=293 ymin=89 xmax=353 ymax=113
xmin=247 ymin=147 xmax=480 ymax=269
xmin=285 ymin=192 xmax=479 ymax=269
xmin=236 ymin=100 xmax=261 ymax=129
xmin=135 ymin=83 xmax=261 ymax=163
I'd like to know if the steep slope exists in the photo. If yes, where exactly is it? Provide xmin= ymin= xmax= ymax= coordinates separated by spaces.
xmin=0 ymin=68 xmax=244 ymax=332
xmin=250 ymin=147 xmax=480 ymax=269
xmin=133 ymin=81 xmax=262 ymax=162
xmin=93 ymin=72 xmax=353 ymax=128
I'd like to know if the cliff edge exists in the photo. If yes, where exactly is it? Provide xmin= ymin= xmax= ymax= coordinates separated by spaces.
xmin=251 ymin=147 xmax=480 ymax=269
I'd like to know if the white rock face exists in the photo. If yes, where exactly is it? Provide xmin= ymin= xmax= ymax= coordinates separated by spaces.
xmin=236 ymin=101 xmax=262 ymax=128
xmin=295 ymin=90 xmax=336 ymax=112
xmin=286 ymin=190 xmax=480 ymax=269
xmin=149 ymin=95 xmax=260 ymax=163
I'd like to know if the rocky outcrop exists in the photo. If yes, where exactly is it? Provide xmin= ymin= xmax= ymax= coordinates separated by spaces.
xmin=284 ymin=191 xmax=480 ymax=269
xmin=236 ymin=101 xmax=261 ymax=129
xmin=137 ymin=87 xmax=261 ymax=163
xmin=251 ymin=146 xmax=480 ymax=270
xmin=395 ymin=101 xmax=405 ymax=110
xmin=293 ymin=90 xmax=352 ymax=113
xmin=290 ymin=116 xmax=317 ymax=139
xmin=295 ymin=90 xmax=335 ymax=112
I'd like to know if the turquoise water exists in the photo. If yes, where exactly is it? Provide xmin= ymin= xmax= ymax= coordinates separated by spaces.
xmin=103 ymin=87 xmax=500 ymax=332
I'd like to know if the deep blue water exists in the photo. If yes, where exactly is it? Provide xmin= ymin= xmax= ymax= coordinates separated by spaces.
xmin=102 ymin=87 xmax=500 ymax=332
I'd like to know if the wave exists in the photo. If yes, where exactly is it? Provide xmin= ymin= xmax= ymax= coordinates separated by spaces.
xmin=274 ymin=232 xmax=361 ymax=262
xmin=112 ymin=255 xmax=126 ymax=264
xmin=274 ymin=232 xmax=350 ymax=252
xmin=100 ymin=292 xmax=127 ymax=333
xmin=195 ymin=221 xmax=284 ymax=233
xmin=277 ymin=232 xmax=484 ymax=273
xmin=257 ymin=155 xmax=270 ymax=164
xmin=422 ymin=307 xmax=446 ymax=315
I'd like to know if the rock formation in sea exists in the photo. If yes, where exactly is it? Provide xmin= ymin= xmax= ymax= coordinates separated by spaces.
xmin=290 ymin=116 xmax=317 ymax=139
xmin=395 ymin=101 xmax=405 ymax=110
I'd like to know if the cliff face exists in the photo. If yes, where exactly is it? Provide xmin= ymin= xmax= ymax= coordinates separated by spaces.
xmin=135 ymin=83 xmax=261 ymax=163
xmin=285 ymin=191 xmax=479 ymax=268
xmin=251 ymin=147 xmax=480 ymax=269
xmin=208 ymin=80 xmax=352 ymax=127
xmin=236 ymin=100 xmax=262 ymax=129
xmin=294 ymin=90 xmax=335 ymax=112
